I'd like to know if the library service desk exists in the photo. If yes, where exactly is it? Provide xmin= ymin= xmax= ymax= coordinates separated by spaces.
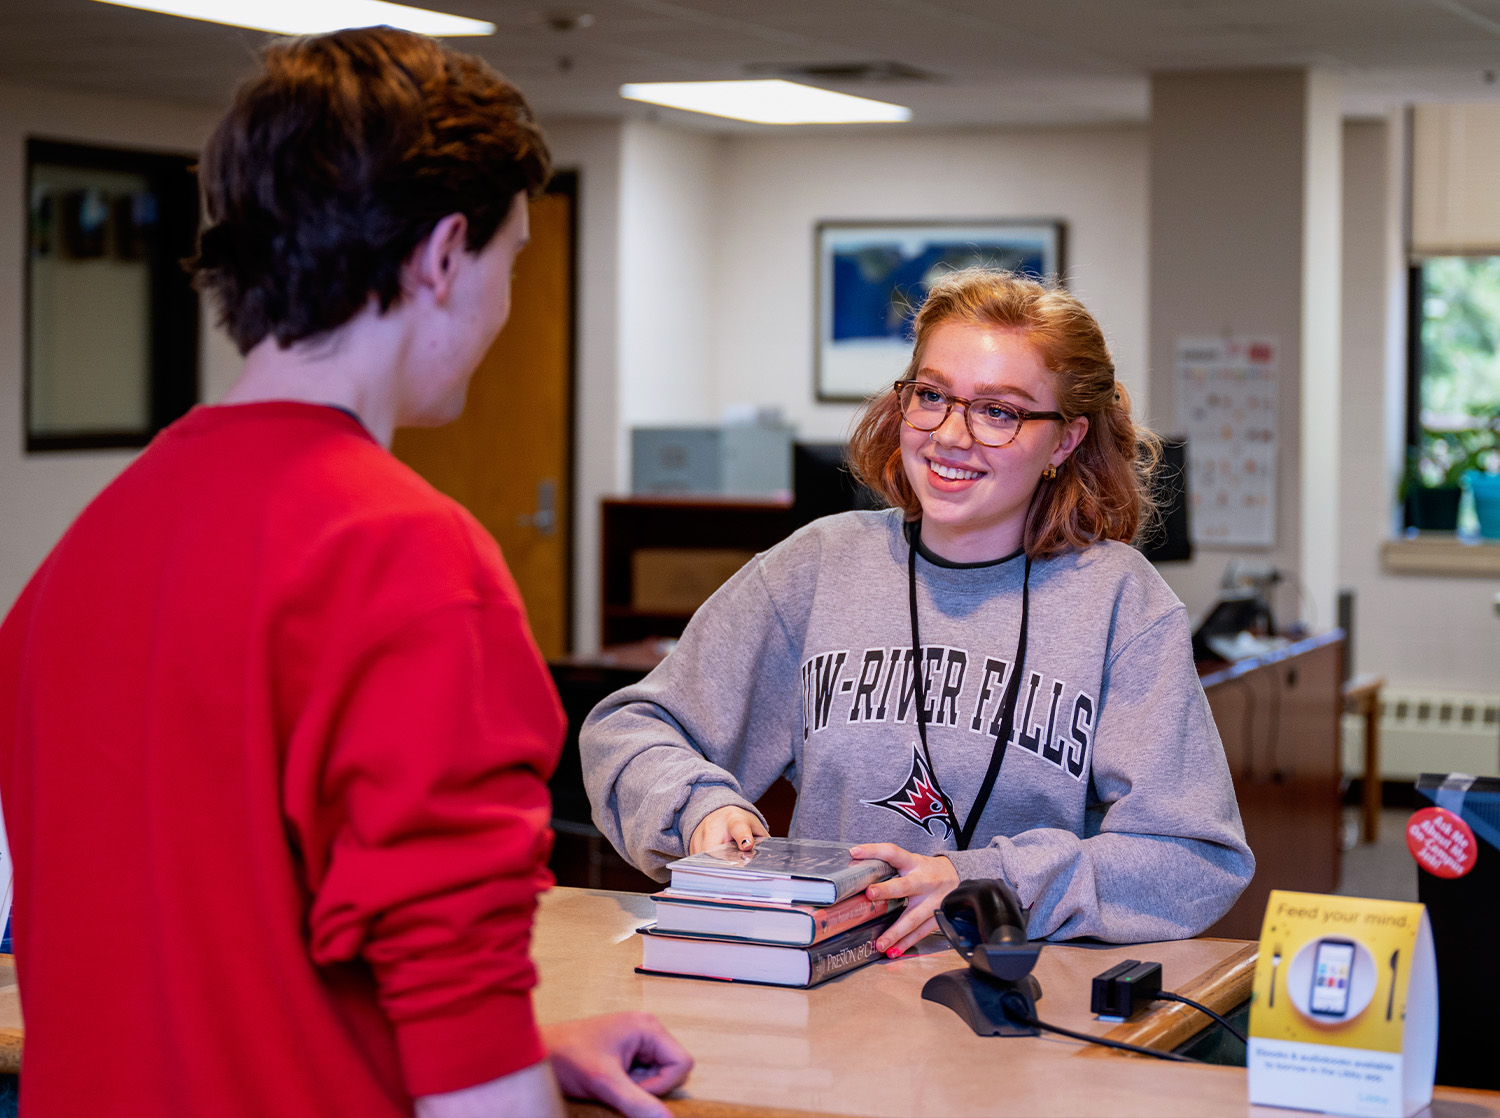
xmin=0 ymin=890 xmax=1494 ymax=1116
xmin=536 ymin=888 xmax=1499 ymax=1118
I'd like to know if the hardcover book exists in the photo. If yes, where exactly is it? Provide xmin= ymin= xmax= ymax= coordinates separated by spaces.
xmin=651 ymin=889 xmax=902 ymax=946
xmin=664 ymin=837 xmax=893 ymax=904
xmin=637 ymin=911 xmax=899 ymax=988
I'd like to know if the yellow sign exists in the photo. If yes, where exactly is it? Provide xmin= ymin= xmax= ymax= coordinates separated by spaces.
xmin=1248 ymin=891 xmax=1436 ymax=1118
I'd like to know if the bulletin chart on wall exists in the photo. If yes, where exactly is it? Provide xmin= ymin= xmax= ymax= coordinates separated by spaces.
xmin=1174 ymin=336 xmax=1278 ymax=547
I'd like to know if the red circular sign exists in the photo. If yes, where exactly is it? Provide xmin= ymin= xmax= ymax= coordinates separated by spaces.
xmin=1406 ymin=807 xmax=1479 ymax=879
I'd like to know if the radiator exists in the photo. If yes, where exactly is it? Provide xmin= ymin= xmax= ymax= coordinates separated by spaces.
xmin=1342 ymin=688 xmax=1500 ymax=780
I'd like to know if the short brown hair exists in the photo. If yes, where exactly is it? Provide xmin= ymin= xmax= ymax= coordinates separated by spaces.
xmin=190 ymin=26 xmax=552 ymax=354
xmin=846 ymin=268 xmax=1160 ymax=559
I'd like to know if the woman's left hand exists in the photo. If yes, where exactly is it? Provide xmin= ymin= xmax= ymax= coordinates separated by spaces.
xmin=850 ymin=842 xmax=960 ymax=958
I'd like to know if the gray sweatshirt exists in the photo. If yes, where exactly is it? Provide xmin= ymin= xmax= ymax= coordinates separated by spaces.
xmin=581 ymin=509 xmax=1253 ymax=942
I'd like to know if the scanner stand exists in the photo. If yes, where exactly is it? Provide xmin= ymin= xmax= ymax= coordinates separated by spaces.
xmin=921 ymin=878 xmax=1044 ymax=1037
xmin=921 ymin=968 xmax=1041 ymax=1037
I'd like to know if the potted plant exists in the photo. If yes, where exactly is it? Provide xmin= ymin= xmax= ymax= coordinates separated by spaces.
xmin=1458 ymin=408 xmax=1500 ymax=539
xmin=1402 ymin=434 xmax=1466 ymax=531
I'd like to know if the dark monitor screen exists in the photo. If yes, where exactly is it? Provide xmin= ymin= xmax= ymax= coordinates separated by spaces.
xmin=1138 ymin=436 xmax=1192 ymax=564
xmin=791 ymin=442 xmax=880 ymax=528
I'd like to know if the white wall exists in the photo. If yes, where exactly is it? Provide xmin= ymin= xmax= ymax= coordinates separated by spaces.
xmin=549 ymin=119 xmax=726 ymax=652
xmin=617 ymin=122 xmax=723 ymax=432
xmin=509 ymin=105 xmax=1500 ymax=682
xmin=559 ymin=120 xmax=1152 ymax=651
xmin=1147 ymin=71 xmax=1337 ymax=629
xmin=5 ymin=82 xmax=1491 ymax=686
xmin=0 ymin=81 xmax=236 ymax=615
xmin=1299 ymin=71 xmax=1344 ymax=635
xmin=706 ymin=126 xmax=1151 ymax=445
xmin=1338 ymin=115 xmax=1500 ymax=693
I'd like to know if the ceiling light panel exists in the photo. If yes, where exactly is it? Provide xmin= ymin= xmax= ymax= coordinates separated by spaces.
xmin=620 ymin=79 xmax=911 ymax=124
xmin=91 ymin=0 xmax=494 ymax=37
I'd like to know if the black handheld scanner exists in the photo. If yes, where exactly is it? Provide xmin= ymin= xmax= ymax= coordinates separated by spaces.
xmin=935 ymin=878 xmax=1040 ymax=984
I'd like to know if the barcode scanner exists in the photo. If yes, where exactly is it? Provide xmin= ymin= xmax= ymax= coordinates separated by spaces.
xmin=923 ymin=879 xmax=1043 ymax=1036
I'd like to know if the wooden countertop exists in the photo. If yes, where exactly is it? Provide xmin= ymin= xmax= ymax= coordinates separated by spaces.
xmin=531 ymin=888 xmax=1500 ymax=1118
xmin=534 ymin=888 xmax=1499 ymax=1118
xmin=2 ymin=890 xmax=1495 ymax=1117
xmin=1195 ymin=629 xmax=1343 ymax=687
xmin=0 ymin=956 xmax=20 ymax=1075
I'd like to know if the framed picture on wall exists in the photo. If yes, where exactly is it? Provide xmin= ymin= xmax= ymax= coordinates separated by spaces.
xmin=814 ymin=219 xmax=1065 ymax=402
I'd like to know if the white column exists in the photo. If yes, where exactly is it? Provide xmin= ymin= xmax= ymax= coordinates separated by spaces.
xmin=1148 ymin=69 xmax=1342 ymax=633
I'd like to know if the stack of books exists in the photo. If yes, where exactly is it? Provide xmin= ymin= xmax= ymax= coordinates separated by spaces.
xmin=635 ymin=837 xmax=903 ymax=988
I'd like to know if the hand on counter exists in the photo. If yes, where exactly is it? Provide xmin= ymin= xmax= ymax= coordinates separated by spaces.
xmin=544 ymin=1012 xmax=694 ymax=1118
xmin=689 ymin=805 xmax=769 ymax=854
xmin=852 ymin=842 xmax=960 ymax=958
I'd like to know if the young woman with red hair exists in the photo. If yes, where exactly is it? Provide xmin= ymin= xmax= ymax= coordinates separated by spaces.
xmin=582 ymin=268 xmax=1252 ymax=953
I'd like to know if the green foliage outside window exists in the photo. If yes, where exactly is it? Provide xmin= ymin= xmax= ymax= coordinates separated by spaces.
xmin=1415 ymin=257 xmax=1500 ymax=485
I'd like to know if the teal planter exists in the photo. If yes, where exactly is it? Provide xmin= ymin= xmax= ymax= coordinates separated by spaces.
xmin=1464 ymin=471 xmax=1500 ymax=539
xmin=1407 ymin=486 xmax=1461 ymax=531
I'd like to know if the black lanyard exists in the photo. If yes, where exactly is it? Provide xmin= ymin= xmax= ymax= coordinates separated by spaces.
xmin=906 ymin=529 xmax=1033 ymax=851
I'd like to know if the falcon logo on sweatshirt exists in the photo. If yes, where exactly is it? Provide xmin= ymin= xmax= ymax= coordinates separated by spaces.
xmin=861 ymin=745 xmax=953 ymax=838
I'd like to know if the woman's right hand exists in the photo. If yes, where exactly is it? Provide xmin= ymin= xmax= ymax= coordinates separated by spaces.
xmin=688 ymin=805 xmax=768 ymax=854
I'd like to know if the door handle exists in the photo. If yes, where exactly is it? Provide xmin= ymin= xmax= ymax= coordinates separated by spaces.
xmin=518 ymin=478 xmax=557 ymax=537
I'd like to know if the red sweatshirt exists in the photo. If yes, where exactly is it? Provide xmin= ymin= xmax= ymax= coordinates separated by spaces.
xmin=0 ymin=402 xmax=564 ymax=1116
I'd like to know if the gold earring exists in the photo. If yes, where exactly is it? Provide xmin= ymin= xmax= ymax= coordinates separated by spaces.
xmin=1042 ymin=464 xmax=1058 ymax=481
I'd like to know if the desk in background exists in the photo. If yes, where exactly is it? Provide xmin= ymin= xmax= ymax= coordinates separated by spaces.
xmin=1344 ymin=673 xmax=1386 ymax=843
xmin=1200 ymin=632 xmax=1345 ymax=940
xmin=599 ymin=497 xmax=797 ymax=648
xmin=546 ymin=643 xmax=671 ymax=893
xmin=547 ymin=642 xmax=795 ymax=893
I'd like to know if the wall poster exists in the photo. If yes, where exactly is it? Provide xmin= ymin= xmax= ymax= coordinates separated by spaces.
xmin=1175 ymin=336 xmax=1278 ymax=547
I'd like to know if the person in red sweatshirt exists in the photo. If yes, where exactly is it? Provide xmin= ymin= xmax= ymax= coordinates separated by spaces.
xmin=0 ymin=26 xmax=690 ymax=1118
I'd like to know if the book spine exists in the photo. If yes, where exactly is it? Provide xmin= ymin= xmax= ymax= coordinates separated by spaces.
xmin=809 ymin=894 xmax=896 ymax=942
xmin=828 ymin=858 xmax=895 ymax=902
xmin=806 ymin=914 xmax=897 ymax=986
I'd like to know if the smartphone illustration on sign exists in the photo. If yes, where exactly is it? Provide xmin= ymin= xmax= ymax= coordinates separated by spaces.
xmin=1308 ymin=937 xmax=1356 ymax=1017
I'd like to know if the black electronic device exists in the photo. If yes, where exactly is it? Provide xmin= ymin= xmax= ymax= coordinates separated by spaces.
xmin=1137 ymin=436 xmax=1192 ymax=564
xmin=1190 ymin=588 xmax=1275 ymax=664
xmin=921 ymin=879 xmax=1042 ymax=1036
xmin=1090 ymin=959 xmax=1164 ymax=1019
xmin=1337 ymin=588 xmax=1355 ymax=681
xmin=790 ymin=442 xmax=880 ymax=528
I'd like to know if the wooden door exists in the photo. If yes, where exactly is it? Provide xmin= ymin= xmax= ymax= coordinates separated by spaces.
xmin=393 ymin=180 xmax=574 ymax=657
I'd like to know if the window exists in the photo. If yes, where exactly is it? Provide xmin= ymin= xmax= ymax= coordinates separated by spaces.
xmin=1406 ymin=104 xmax=1500 ymax=533
xmin=1406 ymin=255 xmax=1500 ymax=530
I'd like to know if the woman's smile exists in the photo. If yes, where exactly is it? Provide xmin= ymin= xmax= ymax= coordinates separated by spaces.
xmin=926 ymin=458 xmax=985 ymax=483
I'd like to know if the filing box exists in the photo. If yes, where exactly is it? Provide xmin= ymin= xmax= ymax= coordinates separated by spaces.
xmin=631 ymin=425 xmax=793 ymax=496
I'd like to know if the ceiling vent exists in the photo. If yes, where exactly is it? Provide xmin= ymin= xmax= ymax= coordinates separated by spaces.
xmin=746 ymin=60 xmax=939 ymax=84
